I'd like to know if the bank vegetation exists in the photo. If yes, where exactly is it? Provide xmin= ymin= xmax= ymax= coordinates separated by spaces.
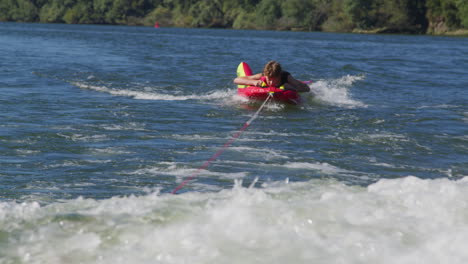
xmin=1 ymin=0 xmax=467 ymax=35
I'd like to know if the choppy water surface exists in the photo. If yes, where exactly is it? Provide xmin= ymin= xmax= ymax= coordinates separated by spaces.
xmin=0 ymin=23 xmax=467 ymax=263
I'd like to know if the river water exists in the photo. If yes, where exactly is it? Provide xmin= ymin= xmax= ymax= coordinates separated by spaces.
xmin=1 ymin=22 xmax=467 ymax=263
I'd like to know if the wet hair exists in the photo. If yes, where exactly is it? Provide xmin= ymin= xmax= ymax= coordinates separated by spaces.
xmin=263 ymin=61 xmax=282 ymax=78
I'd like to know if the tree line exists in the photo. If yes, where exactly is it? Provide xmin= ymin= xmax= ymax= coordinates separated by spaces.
xmin=1 ymin=0 xmax=467 ymax=34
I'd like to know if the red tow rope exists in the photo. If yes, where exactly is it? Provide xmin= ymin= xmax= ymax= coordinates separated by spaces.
xmin=171 ymin=93 xmax=273 ymax=194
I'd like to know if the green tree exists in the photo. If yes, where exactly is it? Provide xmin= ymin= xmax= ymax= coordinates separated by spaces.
xmin=144 ymin=5 xmax=173 ymax=26
xmin=105 ymin=0 xmax=130 ymax=24
xmin=0 ymin=0 xmax=13 ymax=21
xmin=232 ymin=9 xmax=255 ymax=29
xmin=188 ymin=0 xmax=225 ymax=27
xmin=39 ymin=0 xmax=72 ymax=23
xmin=322 ymin=0 xmax=353 ymax=32
xmin=129 ymin=0 xmax=153 ymax=17
xmin=307 ymin=0 xmax=331 ymax=31
xmin=382 ymin=0 xmax=415 ymax=31
xmin=280 ymin=0 xmax=315 ymax=30
xmin=343 ymin=0 xmax=373 ymax=29
xmin=455 ymin=0 xmax=468 ymax=28
xmin=220 ymin=0 xmax=245 ymax=27
xmin=427 ymin=0 xmax=466 ymax=30
xmin=441 ymin=0 xmax=461 ymax=28
xmin=0 ymin=0 xmax=464 ymax=33
xmin=406 ymin=0 xmax=428 ymax=32
xmin=93 ymin=0 xmax=113 ymax=23
xmin=11 ymin=0 xmax=38 ymax=21
xmin=63 ymin=1 xmax=93 ymax=24
xmin=255 ymin=0 xmax=282 ymax=29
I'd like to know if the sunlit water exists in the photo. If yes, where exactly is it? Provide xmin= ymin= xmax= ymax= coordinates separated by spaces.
xmin=0 ymin=23 xmax=467 ymax=263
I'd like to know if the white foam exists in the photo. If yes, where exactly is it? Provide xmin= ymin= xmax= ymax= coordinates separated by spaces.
xmin=244 ymin=130 xmax=298 ymax=137
xmin=173 ymin=133 xmax=275 ymax=143
xmin=73 ymin=82 xmax=237 ymax=102
xmin=100 ymin=122 xmax=147 ymax=131
xmin=2 ymin=177 xmax=468 ymax=263
xmin=311 ymin=75 xmax=367 ymax=108
xmin=417 ymin=104 xmax=460 ymax=109
xmin=74 ymin=79 xmax=365 ymax=111
xmin=131 ymin=162 xmax=248 ymax=181
xmin=340 ymin=132 xmax=410 ymax=146
xmin=173 ymin=134 xmax=224 ymax=141
xmin=228 ymin=146 xmax=284 ymax=160
xmin=16 ymin=149 xmax=40 ymax=155
xmin=57 ymin=133 xmax=108 ymax=143
xmin=283 ymin=161 xmax=353 ymax=174
xmin=73 ymin=78 xmax=367 ymax=111
xmin=91 ymin=147 xmax=132 ymax=155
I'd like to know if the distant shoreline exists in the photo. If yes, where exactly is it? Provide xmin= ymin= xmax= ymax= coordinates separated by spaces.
xmin=2 ymin=0 xmax=467 ymax=37
xmin=4 ymin=21 xmax=468 ymax=37
xmin=351 ymin=27 xmax=468 ymax=37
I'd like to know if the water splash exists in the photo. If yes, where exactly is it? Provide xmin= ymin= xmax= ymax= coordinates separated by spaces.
xmin=72 ymin=74 xmax=366 ymax=110
xmin=72 ymin=81 xmax=235 ymax=102
xmin=2 ymin=176 xmax=468 ymax=263
xmin=310 ymin=75 xmax=367 ymax=108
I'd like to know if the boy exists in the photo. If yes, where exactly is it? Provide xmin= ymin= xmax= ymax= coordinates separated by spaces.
xmin=233 ymin=61 xmax=310 ymax=92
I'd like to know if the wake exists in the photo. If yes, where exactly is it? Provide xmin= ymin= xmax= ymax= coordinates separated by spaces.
xmin=309 ymin=74 xmax=367 ymax=108
xmin=72 ymin=74 xmax=366 ymax=109
xmin=72 ymin=81 xmax=235 ymax=102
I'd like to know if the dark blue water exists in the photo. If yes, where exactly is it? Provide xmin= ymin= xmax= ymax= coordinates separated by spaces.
xmin=0 ymin=23 xmax=467 ymax=263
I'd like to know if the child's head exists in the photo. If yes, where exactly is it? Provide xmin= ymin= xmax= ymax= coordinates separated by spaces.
xmin=263 ymin=61 xmax=282 ymax=87
xmin=263 ymin=61 xmax=282 ymax=78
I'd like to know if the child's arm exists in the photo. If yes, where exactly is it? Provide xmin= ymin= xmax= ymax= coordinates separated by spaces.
xmin=233 ymin=73 xmax=263 ymax=86
xmin=284 ymin=75 xmax=311 ymax=92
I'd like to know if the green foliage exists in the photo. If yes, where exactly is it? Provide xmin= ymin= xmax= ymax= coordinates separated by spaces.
xmin=426 ymin=0 xmax=467 ymax=31
xmin=106 ymin=0 xmax=130 ymax=24
xmin=1 ymin=0 xmax=467 ymax=34
xmin=39 ymin=0 xmax=68 ymax=23
xmin=144 ymin=6 xmax=172 ymax=26
xmin=92 ymin=0 xmax=114 ymax=24
xmin=63 ymin=2 xmax=92 ymax=24
xmin=188 ymin=0 xmax=225 ymax=27
xmin=442 ymin=0 xmax=461 ymax=28
xmin=0 ymin=0 xmax=11 ymax=21
xmin=255 ymin=0 xmax=282 ymax=29
xmin=381 ymin=0 xmax=415 ymax=31
xmin=455 ymin=0 xmax=468 ymax=28
xmin=321 ymin=0 xmax=354 ymax=32
xmin=232 ymin=10 xmax=255 ymax=29
xmin=280 ymin=0 xmax=315 ymax=30
xmin=11 ymin=0 xmax=38 ymax=21
xmin=344 ymin=0 xmax=373 ymax=29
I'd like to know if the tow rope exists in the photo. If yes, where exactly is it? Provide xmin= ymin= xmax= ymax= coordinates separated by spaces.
xmin=171 ymin=93 xmax=273 ymax=194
